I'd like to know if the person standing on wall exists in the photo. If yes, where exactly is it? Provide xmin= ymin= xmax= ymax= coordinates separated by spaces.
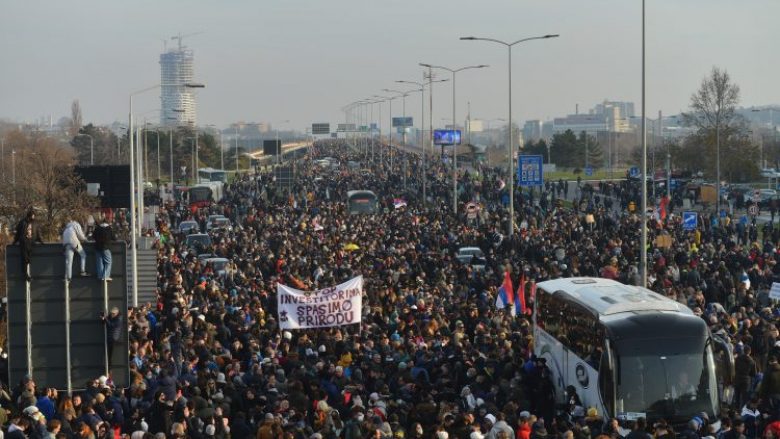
xmin=12 ymin=209 xmax=44 ymax=282
xmin=93 ymin=216 xmax=114 ymax=282
xmin=61 ymin=217 xmax=89 ymax=281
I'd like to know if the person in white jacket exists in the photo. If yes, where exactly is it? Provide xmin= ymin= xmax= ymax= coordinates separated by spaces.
xmin=62 ymin=219 xmax=89 ymax=280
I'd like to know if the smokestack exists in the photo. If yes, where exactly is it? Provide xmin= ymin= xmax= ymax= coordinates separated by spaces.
xmin=575 ymin=104 xmax=579 ymax=115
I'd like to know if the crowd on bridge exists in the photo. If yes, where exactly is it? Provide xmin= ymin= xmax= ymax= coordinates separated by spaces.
xmin=4 ymin=139 xmax=780 ymax=439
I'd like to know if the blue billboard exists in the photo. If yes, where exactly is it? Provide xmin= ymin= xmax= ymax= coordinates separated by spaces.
xmin=433 ymin=129 xmax=462 ymax=145
xmin=518 ymin=155 xmax=544 ymax=187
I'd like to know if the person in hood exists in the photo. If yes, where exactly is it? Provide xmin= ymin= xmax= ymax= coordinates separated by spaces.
xmin=62 ymin=218 xmax=89 ymax=280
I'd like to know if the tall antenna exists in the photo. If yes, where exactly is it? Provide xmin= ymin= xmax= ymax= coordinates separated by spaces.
xmin=170 ymin=31 xmax=205 ymax=52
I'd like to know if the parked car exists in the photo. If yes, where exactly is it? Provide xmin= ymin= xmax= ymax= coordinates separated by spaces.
xmin=203 ymin=257 xmax=229 ymax=276
xmin=206 ymin=216 xmax=231 ymax=232
xmin=178 ymin=220 xmax=200 ymax=234
xmin=456 ymin=247 xmax=487 ymax=270
xmin=185 ymin=233 xmax=212 ymax=251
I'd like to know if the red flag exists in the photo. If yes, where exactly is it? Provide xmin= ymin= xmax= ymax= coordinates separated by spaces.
xmin=529 ymin=280 xmax=537 ymax=315
xmin=515 ymin=274 xmax=526 ymax=315
xmin=660 ymin=196 xmax=669 ymax=220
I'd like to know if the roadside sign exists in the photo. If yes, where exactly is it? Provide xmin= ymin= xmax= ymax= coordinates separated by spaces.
xmin=682 ymin=211 xmax=697 ymax=230
xmin=584 ymin=166 xmax=593 ymax=177
xmin=518 ymin=155 xmax=544 ymax=187
xmin=629 ymin=167 xmax=640 ymax=178
xmin=749 ymin=204 xmax=759 ymax=216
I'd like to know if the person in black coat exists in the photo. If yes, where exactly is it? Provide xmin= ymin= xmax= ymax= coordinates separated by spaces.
xmin=93 ymin=219 xmax=115 ymax=281
xmin=102 ymin=306 xmax=123 ymax=361
xmin=13 ymin=209 xmax=44 ymax=281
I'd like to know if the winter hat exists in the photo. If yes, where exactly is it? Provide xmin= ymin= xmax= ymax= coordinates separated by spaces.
xmin=484 ymin=414 xmax=496 ymax=425
xmin=205 ymin=424 xmax=216 ymax=436
xmin=283 ymin=331 xmax=292 ymax=340
xmin=216 ymin=373 xmax=226 ymax=384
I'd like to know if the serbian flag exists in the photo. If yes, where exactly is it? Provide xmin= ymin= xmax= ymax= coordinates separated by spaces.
xmin=497 ymin=179 xmax=506 ymax=191
xmin=515 ymin=274 xmax=526 ymax=315
xmin=393 ymin=198 xmax=407 ymax=209
xmin=495 ymin=271 xmax=515 ymax=316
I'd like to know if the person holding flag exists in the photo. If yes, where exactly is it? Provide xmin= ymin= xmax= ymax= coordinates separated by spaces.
xmin=495 ymin=270 xmax=515 ymax=316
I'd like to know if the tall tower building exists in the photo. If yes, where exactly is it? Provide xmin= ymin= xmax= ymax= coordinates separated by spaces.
xmin=160 ymin=37 xmax=196 ymax=126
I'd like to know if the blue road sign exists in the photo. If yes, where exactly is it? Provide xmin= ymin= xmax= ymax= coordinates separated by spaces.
xmin=629 ymin=167 xmax=640 ymax=178
xmin=518 ymin=155 xmax=544 ymax=187
xmin=584 ymin=166 xmax=593 ymax=177
xmin=682 ymin=211 xmax=697 ymax=230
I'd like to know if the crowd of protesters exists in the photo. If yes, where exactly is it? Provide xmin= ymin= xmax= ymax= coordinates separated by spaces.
xmin=4 ymin=139 xmax=780 ymax=439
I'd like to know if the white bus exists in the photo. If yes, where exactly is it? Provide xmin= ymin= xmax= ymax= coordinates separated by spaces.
xmin=198 ymin=167 xmax=227 ymax=183
xmin=533 ymin=277 xmax=732 ymax=428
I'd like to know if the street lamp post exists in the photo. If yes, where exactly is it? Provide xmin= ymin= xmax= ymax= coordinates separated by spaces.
xmin=129 ymin=82 xmax=204 ymax=307
xmin=420 ymin=63 xmax=488 ymax=214
xmin=460 ymin=33 xmax=559 ymax=236
xmin=395 ymin=79 xmax=448 ymax=204
xmin=640 ymin=0 xmax=648 ymax=287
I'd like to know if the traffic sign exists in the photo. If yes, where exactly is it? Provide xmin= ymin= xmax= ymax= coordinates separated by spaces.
xmin=629 ymin=167 xmax=640 ymax=178
xmin=749 ymin=204 xmax=759 ymax=216
xmin=584 ymin=166 xmax=593 ymax=177
xmin=518 ymin=155 xmax=544 ymax=187
xmin=311 ymin=123 xmax=330 ymax=135
xmin=682 ymin=211 xmax=697 ymax=231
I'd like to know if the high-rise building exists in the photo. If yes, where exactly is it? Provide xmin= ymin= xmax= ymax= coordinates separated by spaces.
xmin=160 ymin=44 xmax=196 ymax=126
xmin=523 ymin=120 xmax=543 ymax=143
xmin=552 ymin=114 xmax=609 ymax=136
xmin=594 ymin=100 xmax=635 ymax=119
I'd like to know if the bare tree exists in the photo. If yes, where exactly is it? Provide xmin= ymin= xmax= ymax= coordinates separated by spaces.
xmin=0 ymin=129 xmax=97 ymax=240
xmin=683 ymin=67 xmax=741 ymax=132
xmin=69 ymin=99 xmax=83 ymax=138
xmin=682 ymin=67 xmax=750 ymax=201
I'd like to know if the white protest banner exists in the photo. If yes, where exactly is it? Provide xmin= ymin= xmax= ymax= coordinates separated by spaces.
xmin=770 ymin=282 xmax=780 ymax=301
xmin=277 ymin=276 xmax=363 ymax=329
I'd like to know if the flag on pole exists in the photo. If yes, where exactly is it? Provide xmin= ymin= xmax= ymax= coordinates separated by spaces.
xmin=660 ymin=196 xmax=669 ymax=220
xmin=515 ymin=274 xmax=526 ymax=316
xmin=495 ymin=271 xmax=515 ymax=316
xmin=528 ymin=280 xmax=537 ymax=315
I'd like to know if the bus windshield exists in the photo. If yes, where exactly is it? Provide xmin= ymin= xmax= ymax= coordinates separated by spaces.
xmin=615 ymin=337 xmax=717 ymax=422
xmin=190 ymin=187 xmax=213 ymax=204
xmin=347 ymin=191 xmax=378 ymax=214
xmin=199 ymin=169 xmax=227 ymax=183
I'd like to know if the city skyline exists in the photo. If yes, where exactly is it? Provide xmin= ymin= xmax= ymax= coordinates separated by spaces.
xmin=1 ymin=1 xmax=779 ymax=131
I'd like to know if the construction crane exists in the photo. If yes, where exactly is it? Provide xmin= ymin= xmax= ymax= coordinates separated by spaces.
xmin=170 ymin=31 xmax=204 ymax=51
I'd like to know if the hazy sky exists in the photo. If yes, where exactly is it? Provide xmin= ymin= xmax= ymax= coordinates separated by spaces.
xmin=2 ymin=0 xmax=779 ymax=131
